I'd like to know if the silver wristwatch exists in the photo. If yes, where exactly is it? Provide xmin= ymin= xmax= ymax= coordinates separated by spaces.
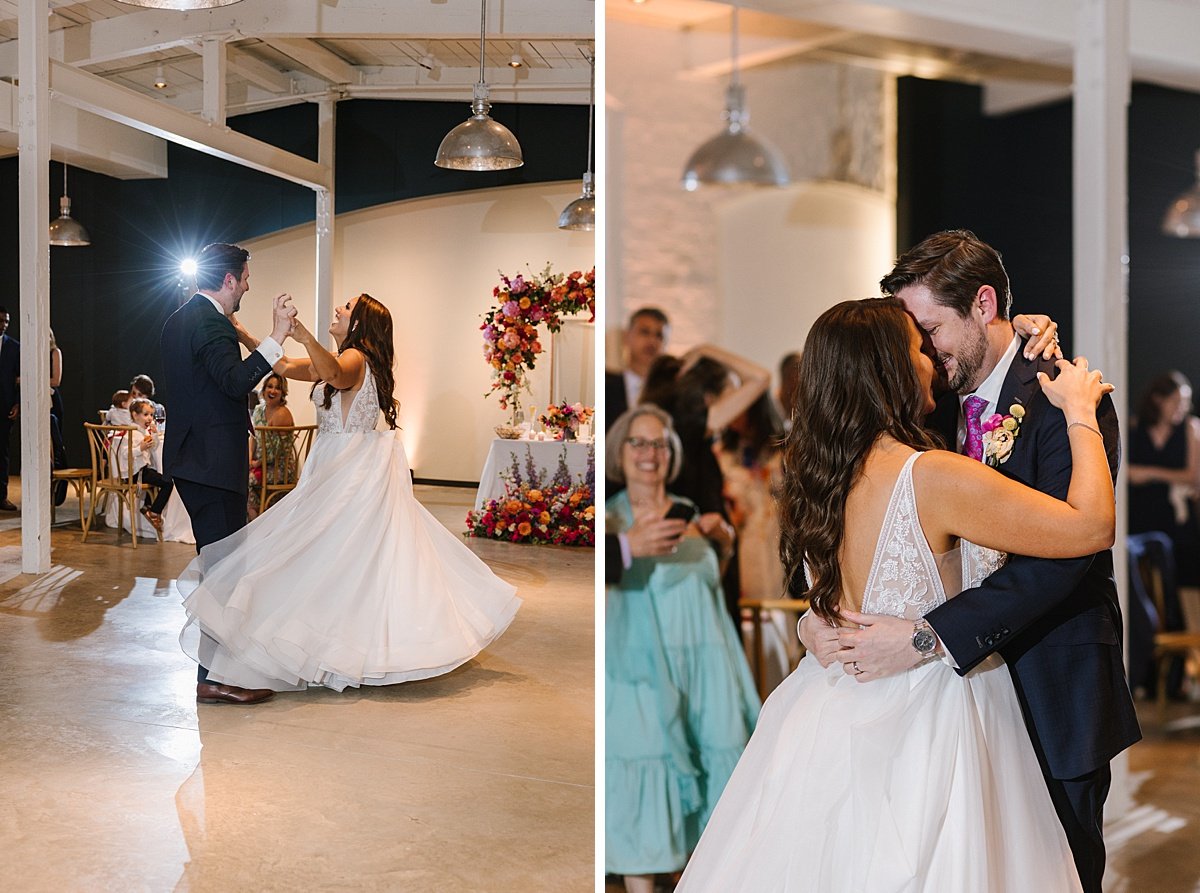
xmin=912 ymin=619 xmax=938 ymax=657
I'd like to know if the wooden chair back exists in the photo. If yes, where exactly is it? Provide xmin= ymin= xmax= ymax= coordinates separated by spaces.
xmin=254 ymin=424 xmax=318 ymax=513
xmin=82 ymin=422 xmax=159 ymax=547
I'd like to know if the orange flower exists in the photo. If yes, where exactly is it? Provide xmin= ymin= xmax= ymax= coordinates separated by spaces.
xmin=539 ymin=511 xmax=551 ymax=525
xmin=583 ymin=505 xmax=595 ymax=519
xmin=517 ymin=521 xmax=532 ymax=536
xmin=496 ymin=520 xmax=507 ymax=532
xmin=569 ymin=492 xmax=582 ymax=507
xmin=527 ymin=489 xmax=543 ymax=503
xmin=519 ymin=297 xmax=531 ymax=309
xmin=506 ymin=500 xmax=523 ymax=514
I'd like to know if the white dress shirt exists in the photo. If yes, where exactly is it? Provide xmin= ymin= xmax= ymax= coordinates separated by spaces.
xmin=955 ymin=334 xmax=1022 ymax=453
xmin=199 ymin=293 xmax=284 ymax=366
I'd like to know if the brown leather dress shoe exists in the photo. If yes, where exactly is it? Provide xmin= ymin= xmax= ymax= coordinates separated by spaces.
xmin=196 ymin=682 xmax=275 ymax=705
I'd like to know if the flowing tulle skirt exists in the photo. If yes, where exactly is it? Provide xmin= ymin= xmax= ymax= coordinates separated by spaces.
xmin=179 ymin=430 xmax=521 ymax=692
xmin=676 ymin=653 xmax=1082 ymax=893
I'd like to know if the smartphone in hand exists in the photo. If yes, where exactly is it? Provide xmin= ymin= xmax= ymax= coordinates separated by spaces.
xmin=664 ymin=502 xmax=698 ymax=524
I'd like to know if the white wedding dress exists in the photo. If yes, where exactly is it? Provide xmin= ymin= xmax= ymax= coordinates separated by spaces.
xmin=677 ymin=451 xmax=1082 ymax=892
xmin=178 ymin=369 xmax=521 ymax=692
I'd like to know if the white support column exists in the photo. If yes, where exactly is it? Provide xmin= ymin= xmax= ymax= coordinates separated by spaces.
xmin=17 ymin=0 xmax=51 ymax=573
xmin=201 ymin=37 xmax=227 ymax=126
xmin=1073 ymin=0 xmax=1132 ymax=817
xmin=315 ymin=96 xmax=336 ymax=349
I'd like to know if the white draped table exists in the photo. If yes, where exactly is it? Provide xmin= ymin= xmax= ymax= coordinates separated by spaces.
xmin=473 ymin=438 xmax=594 ymax=511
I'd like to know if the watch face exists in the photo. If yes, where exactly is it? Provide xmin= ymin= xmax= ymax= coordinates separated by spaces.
xmin=913 ymin=629 xmax=937 ymax=654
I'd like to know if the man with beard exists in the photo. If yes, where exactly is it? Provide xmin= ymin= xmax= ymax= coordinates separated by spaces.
xmin=605 ymin=306 xmax=669 ymax=430
xmin=800 ymin=230 xmax=1140 ymax=893
xmin=161 ymin=241 xmax=295 ymax=705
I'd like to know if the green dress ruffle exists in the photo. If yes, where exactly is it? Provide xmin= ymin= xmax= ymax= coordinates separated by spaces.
xmin=605 ymin=491 xmax=760 ymax=875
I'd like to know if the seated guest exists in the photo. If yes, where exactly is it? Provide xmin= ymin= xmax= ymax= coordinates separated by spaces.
xmin=130 ymin=374 xmax=164 ymax=420
xmin=247 ymin=372 xmax=296 ymax=519
xmin=106 ymin=390 xmax=133 ymax=425
xmin=112 ymin=398 xmax=173 ymax=531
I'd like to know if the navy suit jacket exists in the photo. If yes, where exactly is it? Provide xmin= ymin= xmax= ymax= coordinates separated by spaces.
xmin=160 ymin=294 xmax=273 ymax=495
xmin=926 ymin=350 xmax=1141 ymax=779
xmin=605 ymin=370 xmax=627 ymax=431
xmin=0 ymin=334 xmax=19 ymax=413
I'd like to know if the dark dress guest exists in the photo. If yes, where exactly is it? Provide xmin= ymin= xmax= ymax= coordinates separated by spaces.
xmin=0 ymin=306 xmax=20 ymax=511
xmin=1127 ymin=372 xmax=1200 ymax=694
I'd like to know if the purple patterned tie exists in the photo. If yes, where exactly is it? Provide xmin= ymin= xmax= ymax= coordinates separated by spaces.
xmin=963 ymin=394 xmax=989 ymax=462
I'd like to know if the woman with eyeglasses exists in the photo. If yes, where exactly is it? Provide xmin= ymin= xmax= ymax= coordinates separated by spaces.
xmin=605 ymin=404 xmax=760 ymax=893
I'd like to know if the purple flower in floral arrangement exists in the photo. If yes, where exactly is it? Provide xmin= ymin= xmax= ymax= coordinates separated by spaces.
xmin=511 ymin=275 xmax=526 ymax=293
xmin=483 ymin=324 xmax=496 ymax=341
xmin=981 ymin=413 xmax=1004 ymax=433
xmin=503 ymin=300 xmax=520 ymax=317
xmin=503 ymin=331 xmax=521 ymax=349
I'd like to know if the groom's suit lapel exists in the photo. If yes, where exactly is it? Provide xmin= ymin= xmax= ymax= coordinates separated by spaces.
xmin=992 ymin=349 xmax=1045 ymax=479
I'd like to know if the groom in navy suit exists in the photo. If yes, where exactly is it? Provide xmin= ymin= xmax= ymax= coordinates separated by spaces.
xmin=161 ymin=242 xmax=295 ymax=705
xmin=803 ymin=231 xmax=1140 ymax=893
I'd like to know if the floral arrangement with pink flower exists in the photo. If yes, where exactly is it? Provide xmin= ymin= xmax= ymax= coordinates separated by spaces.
xmin=465 ymin=445 xmax=596 ymax=546
xmin=481 ymin=266 xmax=596 ymax=413
xmin=539 ymin=402 xmax=595 ymax=437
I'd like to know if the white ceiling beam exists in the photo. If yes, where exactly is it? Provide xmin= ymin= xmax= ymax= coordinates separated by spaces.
xmin=0 ymin=81 xmax=168 ymax=177
xmin=263 ymin=37 xmax=355 ymax=85
xmin=226 ymin=46 xmax=292 ymax=94
xmin=201 ymin=37 xmax=227 ymax=124
xmin=0 ymin=0 xmax=594 ymax=74
xmin=48 ymin=60 xmax=329 ymax=190
xmin=749 ymin=0 xmax=1200 ymax=93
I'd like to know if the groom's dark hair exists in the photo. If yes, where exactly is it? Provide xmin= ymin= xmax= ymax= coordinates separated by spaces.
xmin=195 ymin=242 xmax=250 ymax=292
xmin=880 ymin=229 xmax=1012 ymax=320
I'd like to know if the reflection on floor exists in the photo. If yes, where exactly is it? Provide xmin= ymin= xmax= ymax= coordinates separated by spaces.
xmin=0 ymin=483 xmax=594 ymax=892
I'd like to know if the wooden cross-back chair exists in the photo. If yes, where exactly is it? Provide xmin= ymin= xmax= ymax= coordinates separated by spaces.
xmin=254 ymin=424 xmax=318 ymax=514
xmin=81 ymin=422 xmax=161 ymax=547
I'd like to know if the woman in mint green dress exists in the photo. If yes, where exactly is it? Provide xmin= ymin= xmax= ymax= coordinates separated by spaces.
xmin=605 ymin=404 xmax=760 ymax=892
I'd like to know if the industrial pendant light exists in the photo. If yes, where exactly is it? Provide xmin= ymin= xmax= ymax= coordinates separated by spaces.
xmin=681 ymin=0 xmax=789 ymax=191
xmin=1163 ymin=149 xmax=1200 ymax=237
xmin=434 ymin=0 xmax=523 ymax=171
xmin=48 ymin=164 xmax=90 ymax=247
xmin=115 ymin=1 xmax=244 ymax=9
xmin=558 ymin=50 xmax=596 ymax=231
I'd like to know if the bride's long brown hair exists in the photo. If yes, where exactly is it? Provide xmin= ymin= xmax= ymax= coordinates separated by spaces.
xmin=778 ymin=298 xmax=938 ymax=624
xmin=319 ymin=293 xmax=398 ymax=429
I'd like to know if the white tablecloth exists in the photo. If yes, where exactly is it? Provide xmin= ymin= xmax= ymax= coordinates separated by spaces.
xmin=473 ymin=438 xmax=594 ymax=510
xmin=102 ymin=434 xmax=195 ymax=544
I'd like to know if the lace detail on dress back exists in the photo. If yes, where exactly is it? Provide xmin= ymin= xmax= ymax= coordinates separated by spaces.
xmin=860 ymin=452 xmax=950 ymax=621
xmin=314 ymin=367 xmax=382 ymax=435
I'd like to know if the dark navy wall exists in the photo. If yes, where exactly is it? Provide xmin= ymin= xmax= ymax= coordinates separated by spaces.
xmin=2 ymin=98 xmax=587 ymax=466
xmin=897 ymin=77 xmax=1200 ymax=414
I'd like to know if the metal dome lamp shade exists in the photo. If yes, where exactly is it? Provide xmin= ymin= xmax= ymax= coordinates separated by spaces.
xmin=434 ymin=0 xmax=523 ymax=171
xmin=681 ymin=0 xmax=789 ymax=191
xmin=48 ymin=165 xmax=90 ymax=247
xmin=1163 ymin=150 xmax=1200 ymax=237
xmin=115 ymin=1 xmax=244 ymax=9
xmin=558 ymin=51 xmax=596 ymax=231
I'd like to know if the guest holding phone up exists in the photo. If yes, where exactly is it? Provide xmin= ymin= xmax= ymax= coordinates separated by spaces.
xmin=604 ymin=404 xmax=760 ymax=893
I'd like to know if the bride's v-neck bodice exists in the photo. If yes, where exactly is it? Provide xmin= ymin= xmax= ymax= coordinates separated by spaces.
xmin=860 ymin=451 xmax=1007 ymax=620
xmin=314 ymin=368 xmax=381 ymax=435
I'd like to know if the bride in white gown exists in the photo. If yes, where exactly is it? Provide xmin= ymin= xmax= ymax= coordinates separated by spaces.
xmin=677 ymin=299 xmax=1114 ymax=892
xmin=180 ymin=293 xmax=521 ymax=692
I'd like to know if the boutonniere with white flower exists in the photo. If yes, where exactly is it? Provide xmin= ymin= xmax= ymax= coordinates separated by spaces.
xmin=981 ymin=402 xmax=1025 ymax=467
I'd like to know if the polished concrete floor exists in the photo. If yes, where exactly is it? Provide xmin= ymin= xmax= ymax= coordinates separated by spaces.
xmin=0 ymin=484 xmax=594 ymax=892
